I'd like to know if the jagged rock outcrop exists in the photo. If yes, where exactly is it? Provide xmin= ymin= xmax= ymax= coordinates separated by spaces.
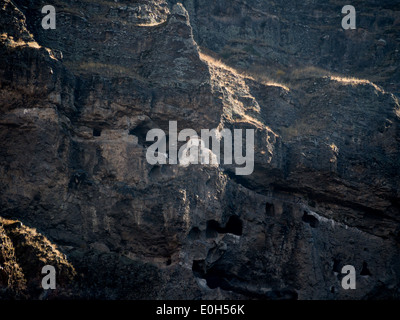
xmin=1 ymin=0 xmax=399 ymax=299
xmin=0 ymin=217 xmax=76 ymax=299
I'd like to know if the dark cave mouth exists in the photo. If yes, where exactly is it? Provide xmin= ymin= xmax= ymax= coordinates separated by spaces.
xmin=206 ymin=215 xmax=243 ymax=237
xmin=93 ymin=128 xmax=102 ymax=137
xmin=192 ymin=259 xmax=231 ymax=290
xmin=302 ymin=211 xmax=319 ymax=228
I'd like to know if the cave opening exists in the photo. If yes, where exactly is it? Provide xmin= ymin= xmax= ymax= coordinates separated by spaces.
xmin=302 ymin=211 xmax=319 ymax=228
xmin=204 ymin=273 xmax=230 ymax=290
xmin=265 ymin=202 xmax=274 ymax=216
xmin=360 ymin=262 xmax=372 ymax=276
xmin=332 ymin=258 xmax=341 ymax=273
xmin=224 ymin=215 xmax=243 ymax=236
xmin=191 ymin=260 xmax=231 ymax=290
xmin=93 ymin=128 xmax=102 ymax=137
xmin=129 ymin=123 xmax=153 ymax=146
xmin=206 ymin=220 xmax=220 ymax=238
xmin=192 ymin=260 xmax=206 ymax=277
xmin=206 ymin=216 xmax=243 ymax=237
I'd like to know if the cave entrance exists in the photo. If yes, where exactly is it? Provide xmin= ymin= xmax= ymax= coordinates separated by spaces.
xmin=129 ymin=123 xmax=154 ymax=147
xmin=206 ymin=216 xmax=243 ymax=237
xmin=93 ymin=128 xmax=102 ymax=137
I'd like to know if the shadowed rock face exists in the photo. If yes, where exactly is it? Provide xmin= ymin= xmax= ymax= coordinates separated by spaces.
xmin=171 ymin=0 xmax=400 ymax=92
xmin=0 ymin=0 xmax=399 ymax=299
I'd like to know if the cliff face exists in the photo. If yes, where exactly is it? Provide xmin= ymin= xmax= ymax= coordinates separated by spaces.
xmin=0 ymin=0 xmax=399 ymax=299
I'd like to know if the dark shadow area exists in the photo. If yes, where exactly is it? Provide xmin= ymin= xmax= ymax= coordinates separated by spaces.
xmin=93 ymin=128 xmax=102 ymax=137
xmin=206 ymin=216 xmax=243 ymax=237
xmin=188 ymin=227 xmax=202 ymax=240
xmin=265 ymin=202 xmax=274 ymax=216
xmin=302 ymin=211 xmax=319 ymax=228
xmin=360 ymin=262 xmax=372 ymax=276
xmin=129 ymin=123 xmax=155 ymax=147
xmin=332 ymin=258 xmax=341 ymax=273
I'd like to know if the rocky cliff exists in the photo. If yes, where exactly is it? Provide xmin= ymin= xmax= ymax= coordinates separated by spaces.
xmin=1 ymin=0 xmax=399 ymax=299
